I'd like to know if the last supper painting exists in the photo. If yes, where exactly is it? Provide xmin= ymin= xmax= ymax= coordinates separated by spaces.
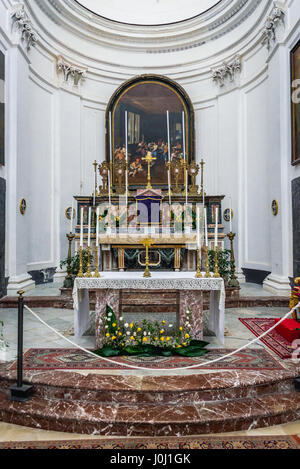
xmin=107 ymin=76 xmax=194 ymax=187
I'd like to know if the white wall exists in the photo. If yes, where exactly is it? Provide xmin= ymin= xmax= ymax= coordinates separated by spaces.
xmin=0 ymin=0 xmax=299 ymax=293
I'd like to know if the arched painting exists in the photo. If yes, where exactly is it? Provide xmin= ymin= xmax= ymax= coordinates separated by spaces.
xmin=106 ymin=75 xmax=195 ymax=188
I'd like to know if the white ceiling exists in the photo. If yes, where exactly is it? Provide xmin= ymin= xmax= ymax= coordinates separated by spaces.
xmin=75 ymin=0 xmax=222 ymax=25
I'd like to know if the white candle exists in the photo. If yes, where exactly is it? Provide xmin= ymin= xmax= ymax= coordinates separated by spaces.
xmin=93 ymin=169 xmax=96 ymax=206
xmin=167 ymin=111 xmax=171 ymax=205
xmin=109 ymin=112 xmax=112 ymax=206
xmin=80 ymin=207 xmax=84 ymax=247
xmin=229 ymin=198 xmax=232 ymax=233
xmin=108 ymin=168 xmax=111 ymax=206
xmin=214 ymin=207 xmax=218 ymax=249
xmin=96 ymin=206 xmax=99 ymax=246
xmin=70 ymin=200 xmax=74 ymax=233
xmin=185 ymin=170 xmax=188 ymax=205
xmin=167 ymin=111 xmax=171 ymax=162
xmin=197 ymin=206 xmax=201 ymax=249
xmin=204 ymin=208 xmax=208 ymax=247
xmin=182 ymin=111 xmax=186 ymax=162
xmin=88 ymin=207 xmax=91 ymax=247
xmin=125 ymin=111 xmax=128 ymax=207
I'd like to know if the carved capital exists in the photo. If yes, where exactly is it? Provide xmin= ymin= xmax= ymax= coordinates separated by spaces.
xmin=212 ymin=56 xmax=241 ymax=87
xmin=11 ymin=4 xmax=37 ymax=50
xmin=57 ymin=56 xmax=87 ymax=86
xmin=261 ymin=3 xmax=285 ymax=50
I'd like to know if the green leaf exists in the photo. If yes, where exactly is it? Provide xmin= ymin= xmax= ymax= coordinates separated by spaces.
xmin=93 ymin=347 xmax=121 ymax=357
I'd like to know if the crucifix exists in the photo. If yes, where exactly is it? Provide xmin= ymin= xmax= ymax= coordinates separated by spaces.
xmin=141 ymin=237 xmax=154 ymax=278
xmin=142 ymin=151 xmax=156 ymax=190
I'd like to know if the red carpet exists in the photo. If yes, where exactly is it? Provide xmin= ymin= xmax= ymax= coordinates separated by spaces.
xmin=239 ymin=318 xmax=295 ymax=359
xmin=10 ymin=347 xmax=283 ymax=371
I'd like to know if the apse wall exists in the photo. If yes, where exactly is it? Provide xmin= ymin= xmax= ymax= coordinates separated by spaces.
xmin=0 ymin=0 xmax=299 ymax=295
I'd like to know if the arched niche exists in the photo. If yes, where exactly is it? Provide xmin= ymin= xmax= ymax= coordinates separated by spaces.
xmin=106 ymin=75 xmax=195 ymax=189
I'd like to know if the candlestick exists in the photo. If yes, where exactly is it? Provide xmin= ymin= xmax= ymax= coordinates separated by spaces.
xmin=204 ymin=245 xmax=211 ymax=278
xmin=204 ymin=208 xmax=208 ymax=247
xmin=64 ymin=232 xmax=75 ymax=288
xmin=227 ymin=232 xmax=240 ymax=287
xmin=94 ymin=245 xmax=101 ymax=278
xmin=86 ymin=246 xmax=92 ymax=278
xmin=80 ymin=207 xmax=84 ymax=247
xmin=125 ymin=111 xmax=129 ymax=207
xmin=77 ymin=246 xmax=84 ymax=278
xmin=195 ymin=248 xmax=202 ymax=278
xmin=200 ymin=159 xmax=205 ymax=198
xmin=213 ymin=246 xmax=220 ymax=278
xmin=109 ymin=112 xmax=113 ymax=205
xmin=214 ymin=207 xmax=218 ymax=249
xmin=87 ymin=207 xmax=91 ymax=247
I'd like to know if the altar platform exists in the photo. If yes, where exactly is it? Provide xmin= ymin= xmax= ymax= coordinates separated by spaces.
xmin=73 ymin=272 xmax=225 ymax=347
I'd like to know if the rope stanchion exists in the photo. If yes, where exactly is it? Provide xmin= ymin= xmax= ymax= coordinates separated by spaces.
xmin=23 ymin=301 xmax=300 ymax=373
xmin=10 ymin=291 xmax=33 ymax=402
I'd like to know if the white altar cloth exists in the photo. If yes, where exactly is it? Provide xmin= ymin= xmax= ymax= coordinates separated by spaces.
xmin=73 ymin=272 xmax=225 ymax=345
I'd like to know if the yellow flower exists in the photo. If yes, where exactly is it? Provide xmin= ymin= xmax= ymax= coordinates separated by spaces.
xmin=142 ymin=337 xmax=148 ymax=342
xmin=177 ymin=345 xmax=182 ymax=348
xmin=112 ymin=323 xmax=117 ymax=328
xmin=99 ymin=216 xmax=103 ymax=222
xmin=154 ymin=337 xmax=158 ymax=341
xmin=182 ymin=342 xmax=187 ymax=347
xmin=116 ymin=216 xmax=120 ymax=222
xmin=137 ymin=328 xmax=142 ymax=332
xmin=166 ymin=337 xmax=171 ymax=342
xmin=121 ymin=343 xmax=125 ymax=347
xmin=179 ymin=327 xmax=183 ymax=331
xmin=130 ymin=336 xmax=135 ymax=341
xmin=185 ymin=334 xmax=190 ymax=339
xmin=106 ymin=333 xmax=110 ymax=337
xmin=160 ymin=337 xmax=165 ymax=342
xmin=130 ymin=323 xmax=134 ymax=329
xmin=111 ymin=336 xmax=116 ymax=341
xmin=119 ymin=332 xmax=122 ymax=337
xmin=160 ymin=329 xmax=164 ymax=334
xmin=162 ymin=320 xmax=166 ymax=325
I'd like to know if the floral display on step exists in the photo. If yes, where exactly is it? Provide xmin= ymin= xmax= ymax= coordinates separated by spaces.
xmin=93 ymin=305 xmax=209 ymax=357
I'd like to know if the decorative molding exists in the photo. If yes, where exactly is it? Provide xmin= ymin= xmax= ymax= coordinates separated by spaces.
xmin=211 ymin=56 xmax=241 ymax=87
xmin=57 ymin=56 xmax=87 ymax=86
xmin=11 ymin=4 xmax=38 ymax=50
xmin=261 ymin=3 xmax=285 ymax=50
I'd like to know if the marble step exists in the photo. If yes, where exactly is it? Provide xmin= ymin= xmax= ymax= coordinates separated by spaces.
xmin=0 ymin=367 xmax=298 ymax=405
xmin=0 ymin=391 xmax=300 ymax=436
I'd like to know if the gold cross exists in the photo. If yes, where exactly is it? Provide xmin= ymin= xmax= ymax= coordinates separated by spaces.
xmin=142 ymin=151 xmax=157 ymax=189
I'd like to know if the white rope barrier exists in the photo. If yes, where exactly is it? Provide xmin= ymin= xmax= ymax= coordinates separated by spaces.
xmin=24 ymin=302 xmax=300 ymax=372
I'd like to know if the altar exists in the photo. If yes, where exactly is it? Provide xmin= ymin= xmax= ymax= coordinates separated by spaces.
xmin=73 ymin=272 xmax=225 ymax=347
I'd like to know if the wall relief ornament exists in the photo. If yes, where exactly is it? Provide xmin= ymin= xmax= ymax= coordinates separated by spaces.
xmin=57 ymin=56 xmax=87 ymax=86
xmin=261 ymin=4 xmax=285 ymax=50
xmin=211 ymin=56 xmax=241 ymax=88
xmin=11 ymin=4 xmax=37 ymax=51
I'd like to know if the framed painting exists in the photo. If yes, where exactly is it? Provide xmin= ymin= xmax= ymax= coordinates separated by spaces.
xmin=106 ymin=75 xmax=195 ymax=188
xmin=291 ymin=40 xmax=300 ymax=165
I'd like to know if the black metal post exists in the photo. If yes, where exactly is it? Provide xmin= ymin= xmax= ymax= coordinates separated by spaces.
xmin=10 ymin=290 xmax=33 ymax=402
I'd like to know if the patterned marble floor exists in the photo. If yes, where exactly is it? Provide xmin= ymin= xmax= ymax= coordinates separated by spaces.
xmin=0 ymin=282 xmax=298 ymax=441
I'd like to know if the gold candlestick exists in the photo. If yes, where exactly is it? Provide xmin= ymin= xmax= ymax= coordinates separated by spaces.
xmin=77 ymin=246 xmax=84 ymax=278
xmin=93 ymin=160 xmax=98 ymax=199
xmin=86 ymin=246 xmax=92 ymax=278
xmin=195 ymin=248 xmax=202 ymax=278
xmin=204 ymin=245 xmax=211 ymax=278
xmin=200 ymin=159 xmax=206 ymax=198
xmin=227 ymin=232 xmax=239 ymax=287
xmin=64 ymin=233 xmax=75 ymax=288
xmin=94 ymin=245 xmax=101 ymax=278
xmin=142 ymin=151 xmax=156 ymax=190
xmin=167 ymin=161 xmax=172 ymax=197
xmin=213 ymin=246 xmax=220 ymax=278
xmin=142 ymin=237 xmax=154 ymax=278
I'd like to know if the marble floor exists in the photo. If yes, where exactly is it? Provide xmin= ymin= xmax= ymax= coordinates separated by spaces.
xmin=0 ymin=282 xmax=299 ymax=442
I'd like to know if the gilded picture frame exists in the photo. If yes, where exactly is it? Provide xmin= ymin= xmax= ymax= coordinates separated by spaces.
xmin=105 ymin=75 xmax=195 ymax=189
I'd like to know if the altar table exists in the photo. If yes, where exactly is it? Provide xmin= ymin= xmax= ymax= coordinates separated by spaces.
xmin=73 ymin=272 xmax=225 ymax=347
